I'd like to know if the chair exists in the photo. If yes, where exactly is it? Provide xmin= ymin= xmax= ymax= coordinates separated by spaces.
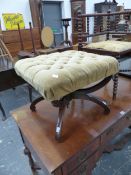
xmin=77 ymin=10 xmax=131 ymax=58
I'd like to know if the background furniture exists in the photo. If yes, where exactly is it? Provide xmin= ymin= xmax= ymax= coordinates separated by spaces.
xmin=70 ymin=0 xmax=86 ymax=44
xmin=61 ymin=18 xmax=72 ymax=46
xmin=0 ymin=69 xmax=26 ymax=120
xmin=12 ymin=76 xmax=131 ymax=175
xmin=78 ymin=10 xmax=131 ymax=58
xmin=0 ymin=36 xmax=13 ymax=69
xmin=95 ymin=0 xmax=118 ymax=32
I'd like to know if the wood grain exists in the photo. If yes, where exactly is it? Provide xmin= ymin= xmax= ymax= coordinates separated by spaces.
xmin=12 ymin=76 xmax=131 ymax=174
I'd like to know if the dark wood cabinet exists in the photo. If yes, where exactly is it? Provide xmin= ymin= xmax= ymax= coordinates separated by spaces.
xmin=70 ymin=0 xmax=86 ymax=44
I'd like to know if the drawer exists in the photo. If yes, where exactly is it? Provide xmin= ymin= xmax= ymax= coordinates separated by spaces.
xmin=101 ymin=114 xmax=130 ymax=145
xmin=70 ymin=151 xmax=100 ymax=175
xmin=62 ymin=138 xmax=99 ymax=175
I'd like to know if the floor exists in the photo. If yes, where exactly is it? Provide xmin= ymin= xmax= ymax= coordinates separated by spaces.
xmin=0 ymin=85 xmax=131 ymax=175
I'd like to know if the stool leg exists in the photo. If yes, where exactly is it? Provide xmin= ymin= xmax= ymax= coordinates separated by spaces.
xmin=30 ymin=97 xmax=44 ymax=112
xmin=27 ymin=84 xmax=33 ymax=103
xmin=74 ymin=94 xmax=110 ymax=114
xmin=113 ymin=73 xmax=118 ymax=100
xmin=55 ymin=105 xmax=66 ymax=141
xmin=0 ymin=102 xmax=6 ymax=120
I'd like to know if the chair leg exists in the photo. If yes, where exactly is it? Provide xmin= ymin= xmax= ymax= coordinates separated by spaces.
xmin=113 ymin=73 xmax=118 ymax=100
xmin=0 ymin=102 xmax=6 ymax=120
xmin=55 ymin=105 xmax=66 ymax=141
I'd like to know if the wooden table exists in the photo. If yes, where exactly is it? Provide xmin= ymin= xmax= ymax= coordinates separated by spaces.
xmin=12 ymin=76 xmax=131 ymax=175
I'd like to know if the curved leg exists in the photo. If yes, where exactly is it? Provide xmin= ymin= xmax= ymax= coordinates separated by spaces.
xmin=74 ymin=94 xmax=110 ymax=114
xmin=27 ymin=84 xmax=33 ymax=103
xmin=0 ymin=102 xmax=6 ymax=120
xmin=30 ymin=97 xmax=44 ymax=112
xmin=113 ymin=73 xmax=118 ymax=100
xmin=55 ymin=105 xmax=66 ymax=141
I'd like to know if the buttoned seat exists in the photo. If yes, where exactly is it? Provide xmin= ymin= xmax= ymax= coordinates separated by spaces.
xmin=15 ymin=50 xmax=119 ymax=101
xmin=84 ymin=40 xmax=131 ymax=52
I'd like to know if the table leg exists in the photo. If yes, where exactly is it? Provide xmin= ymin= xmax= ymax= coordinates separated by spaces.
xmin=0 ymin=102 xmax=6 ymax=120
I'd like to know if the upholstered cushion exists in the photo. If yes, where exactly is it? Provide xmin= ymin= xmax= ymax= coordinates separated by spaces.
xmin=15 ymin=50 xmax=119 ymax=101
xmin=84 ymin=40 xmax=131 ymax=52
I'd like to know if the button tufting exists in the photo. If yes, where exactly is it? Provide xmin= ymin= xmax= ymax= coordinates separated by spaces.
xmin=77 ymin=61 xmax=81 ymax=64
xmin=57 ymin=66 xmax=63 ymax=69
xmin=43 ymin=66 xmax=51 ymax=70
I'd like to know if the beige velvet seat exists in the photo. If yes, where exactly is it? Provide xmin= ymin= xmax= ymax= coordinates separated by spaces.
xmin=15 ymin=50 xmax=119 ymax=101
xmin=84 ymin=40 xmax=131 ymax=53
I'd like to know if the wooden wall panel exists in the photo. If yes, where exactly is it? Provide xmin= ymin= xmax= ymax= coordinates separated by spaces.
xmin=2 ymin=28 xmax=41 ymax=57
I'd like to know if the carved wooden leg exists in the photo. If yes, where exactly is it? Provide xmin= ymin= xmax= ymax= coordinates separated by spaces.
xmin=55 ymin=105 xmax=66 ymax=141
xmin=30 ymin=97 xmax=44 ymax=112
xmin=113 ymin=73 xmax=118 ymax=100
xmin=0 ymin=102 xmax=6 ymax=120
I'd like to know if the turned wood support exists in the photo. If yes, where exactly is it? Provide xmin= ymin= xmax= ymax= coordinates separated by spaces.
xmin=78 ymin=12 xmax=83 ymax=50
xmin=100 ymin=16 xmax=103 ymax=32
xmin=115 ymin=15 xmax=120 ymax=32
xmin=106 ymin=10 xmax=111 ymax=40
xmin=113 ymin=73 xmax=118 ymax=100
xmin=94 ymin=16 xmax=97 ymax=33
xmin=29 ymin=22 xmax=36 ymax=55
xmin=87 ymin=17 xmax=89 ymax=35
xmin=124 ymin=14 xmax=129 ymax=32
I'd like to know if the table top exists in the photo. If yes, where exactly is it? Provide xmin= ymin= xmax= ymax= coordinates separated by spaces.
xmin=12 ymin=76 xmax=131 ymax=174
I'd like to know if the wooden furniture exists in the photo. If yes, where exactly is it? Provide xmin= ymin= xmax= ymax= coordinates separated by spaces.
xmin=70 ymin=0 xmax=86 ymax=44
xmin=61 ymin=18 xmax=72 ymax=46
xmin=15 ymin=50 xmax=119 ymax=141
xmin=78 ymin=10 xmax=131 ymax=59
xmin=2 ymin=27 xmax=41 ymax=57
xmin=95 ymin=0 xmax=118 ymax=32
xmin=12 ymin=76 xmax=131 ymax=175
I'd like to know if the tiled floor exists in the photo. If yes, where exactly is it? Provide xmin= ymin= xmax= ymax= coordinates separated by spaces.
xmin=0 ymin=85 xmax=131 ymax=175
